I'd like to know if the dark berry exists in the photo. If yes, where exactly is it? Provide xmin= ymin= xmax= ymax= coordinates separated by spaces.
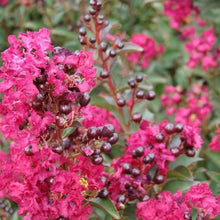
xmin=56 ymin=114 xmax=68 ymax=129
xmin=89 ymin=8 xmax=96 ymax=15
xmin=100 ymin=176 xmax=108 ymax=186
xmin=52 ymin=145 xmax=63 ymax=154
xmin=155 ymin=133 xmax=164 ymax=143
xmin=79 ymin=92 xmax=90 ymax=107
xmin=143 ymin=153 xmax=155 ymax=164
xmin=109 ymin=50 xmax=117 ymax=57
xmin=100 ymin=41 xmax=108 ymax=51
xmin=164 ymin=122 xmax=175 ymax=135
xmin=185 ymin=148 xmax=195 ymax=157
xmin=92 ymin=155 xmax=103 ymax=165
xmin=132 ymin=112 xmax=142 ymax=123
xmin=84 ymin=14 xmax=91 ymax=22
xmin=35 ymin=92 xmax=45 ymax=102
xmin=98 ymin=188 xmax=109 ymax=198
xmin=87 ymin=127 xmax=98 ymax=139
xmin=98 ymin=14 xmax=104 ymax=20
xmin=128 ymin=78 xmax=136 ymax=88
xmin=32 ymin=100 xmax=42 ymax=110
xmin=102 ymin=124 xmax=115 ymax=137
xmin=124 ymin=181 xmax=131 ymax=189
xmin=79 ymin=37 xmax=87 ymax=45
xmin=139 ymin=194 xmax=150 ymax=202
xmin=89 ymin=0 xmax=95 ymax=6
xmin=82 ymin=132 xmax=88 ymax=144
xmin=107 ymin=133 xmax=119 ymax=144
xmin=93 ymin=149 xmax=101 ymax=155
xmin=117 ymin=42 xmax=124 ymax=49
xmin=145 ymin=90 xmax=156 ymax=100
xmin=79 ymin=27 xmax=87 ymax=36
xmin=62 ymin=138 xmax=71 ymax=150
xmin=135 ymin=146 xmax=144 ymax=157
xmin=97 ymin=19 xmax=104 ymax=25
xmin=132 ymin=149 xmax=138 ymax=158
xmin=96 ymin=1 xmax=102 ymax=9
xmin=89 ymin=36 xmax=96 ymax=44
xmin=117 ymin=194 xmax=126 ymax=204
xmin=154 ymin=175 xmax=165 ymax=184
xmin=170 ymin=147 xmax=180 ymax=156
xmin=117 ymin=97 xmax=126 ymax=107
xmin=100 ymin=69 xmax=110 ymax=79
xmin=184 ymin=212 xmax=191 ymax=219
xmin=175 ymin=123 xmax=184 ymax=133
xmin=136 ymin=90 xmax=144 ymax=99
xmin=59 ymin=103 xmax=72 ymax=115
xmin=136 ymin=75 xmax=143 ymax=83
xmin=101 ymin=142 xmax=112 ymax=153
xmin=96 ymin=126 xmax=104 ymax=137
xmin=34 ymin=74 xmax=47 ymax=85
xmin=122 ymin=163 xmax=132 ymax=174
xmin=24 ymin=144 xmax=34 ymax=156
xmin=131 ymin=168 xmax=141 ymax=177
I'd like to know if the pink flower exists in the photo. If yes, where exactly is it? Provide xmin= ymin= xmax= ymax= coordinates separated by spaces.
xmin=126 ymin=33 xmax=163 ymax=68
xmin=136 ymin=190 xmax=190 ymax=220
xmin=185 ymin=183 xmax=220 ymax=218
xmin=0 ymin=0 xmax=7 ymax=5
xmin=209 ymin=129 xmax=220 ymax=152
xmin=163 ymin=0 xmax=193 ymax=30
xmin=185 ymin=28 xmax=217 ymax=71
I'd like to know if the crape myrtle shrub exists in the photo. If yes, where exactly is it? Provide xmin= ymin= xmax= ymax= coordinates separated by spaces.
xmin=0 ymin=0 xmax=220 ymax=220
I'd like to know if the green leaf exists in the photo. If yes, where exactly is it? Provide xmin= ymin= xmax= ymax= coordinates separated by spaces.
xmin=169 ymin=154 xmax=203 ymax=170
xmin=163 ymin=180 xmax=199 ymax=193
xmin=24 ymin=21 xmax=45 ymax=30
xmin=90 ymin=95 xmax=117 ymax=112
xmin=206 ymin=150 xmax=220 ymax=168
xmin=89 ymin=198 xmax=120 ymax=220
xmin=123 ymin=204 xmax=137 ymax=220
xmin=207 ymin=171 xmax=220 ymax=184
xmin=62 ymin=121 xmax=81 ymax=138
xmin=168 ymin=134 xmax=181 ymax=149
xmin=167 ymin=166 xmax=192 ymax=181
xmin=52 ymin=28 xmax=73 ymax=39
xmin=117 ymin=42 xmax=143 ymax=55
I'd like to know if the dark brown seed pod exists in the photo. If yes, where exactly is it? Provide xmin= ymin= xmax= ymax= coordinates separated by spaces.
xmin=79 ymin=93 xmax=91 ymax=107
xmin=24 ymin=144 xmax=34 ymax=156
xmin=132 ymin=112 xmax=142 ymax=123
xmin=145 ymin=90 xmax=156 ymax=101
xmin=107 ymin=133 xmax=119 ymax=144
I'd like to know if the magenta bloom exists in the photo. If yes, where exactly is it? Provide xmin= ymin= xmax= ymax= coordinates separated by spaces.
xmin=163 ymin=0 xmax=193 ymax=29
xmin=0 ymin=28 xmax=101 ymax=219
xmin=209 ymin=129 xmax=220 ymax=152
xmin=0 ymin=0 xmax=7 ymax=5
xmin=126 ymin=33 xmax=163 ymax=68
xmin=136 ymin=183 xmax=220 ymax=219
xmin=185 ymin=27 xmax=217 ymax=71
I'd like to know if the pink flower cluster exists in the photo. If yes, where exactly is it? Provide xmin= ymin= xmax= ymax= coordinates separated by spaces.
xmin=0 ymin=28 xmax=109 ymax=219
xmin=163 ymin=0 xmax=206 ymax=31
xmin=209 ymin=129 xmax=220 ymax=152
xmin=185 ymin=28 xmax=217 ymax=71
xmin=0 ymin=0 xmax=7 ymax=5
xmin=107 ymin=120 xmax=203 ymax=207
xmin=126 ymin=33 xmax=164 ymax=68
xmin=163 ymin=0 xmax=193 ymax=30
xmin=161 ymin=83 xmax=212 ymax=127
xmin=136 ymin=183 xmax=220 ymax=220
